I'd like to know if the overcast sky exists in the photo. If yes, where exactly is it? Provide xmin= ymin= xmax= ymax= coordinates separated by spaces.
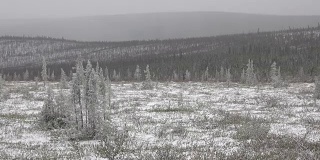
xmin=1 ymin=0 xmax=319 ymax=19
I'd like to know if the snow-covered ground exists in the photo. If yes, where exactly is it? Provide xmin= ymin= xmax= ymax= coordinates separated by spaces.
xmin=0 ymin=81 xmax=320 ymax=159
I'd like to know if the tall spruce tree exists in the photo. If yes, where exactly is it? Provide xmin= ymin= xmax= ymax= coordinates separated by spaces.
xmin=127 ymin=68 xmax=132 ymax=81
xmin=245 ymin=59 xmax=257 ymax=85
xmin=23 ymin=70 xmax=29 ymax=81
xmin=185 ymin=70 xmax=191 ymax=81
xmin=142 ymin=65 xmax=153 ymax=89
xmin=134 ymin=65 xmax=141 ymax=81
xmin=60 ymin=68 xmax=68 ymax=89
xmin=314 ymin=76 xmax=320 ymax=100
xmin=240 ymin=68 xmax=246 ymax=83
xmin=203 ymin=67 xmax=209 ymax=81
xmin=50 ymin=71 xmax=55 ymax=81
xmin=112 ymin=70 xmax=117 ymax=81
xmin=220 ymin=66 xmax=225 ymax=82
xmin=40 ymin=85 xmax=55 ymax=128
xmin=173 ymin=70 xmax=179 ymax=81
xmin=41 ymin=56 xmax=48 ymax=86
xmin=226 ymin=68 xmax=232 ymax=86
xmin=84 ymin=60 xmax=93 ymax=129
xmin=270 ymin=62 xmax=277 ymax=82
xmin=71 ymin=73 xmax=80 ymax=129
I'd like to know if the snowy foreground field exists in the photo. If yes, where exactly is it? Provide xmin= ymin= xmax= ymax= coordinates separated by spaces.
xmin=1 ymin=82 xmax=320 ymax=159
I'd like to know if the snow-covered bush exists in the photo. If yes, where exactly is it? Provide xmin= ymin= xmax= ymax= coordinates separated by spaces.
xmin=96 ymin=127 xmax=129 ymax=160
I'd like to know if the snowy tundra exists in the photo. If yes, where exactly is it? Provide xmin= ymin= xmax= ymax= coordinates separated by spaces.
xmin=0 ymin=81 xmax=320 ymax=159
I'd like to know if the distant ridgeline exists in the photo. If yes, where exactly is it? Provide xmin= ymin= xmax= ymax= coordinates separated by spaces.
xmin=0 ymin=26 xmax=320 ymax=82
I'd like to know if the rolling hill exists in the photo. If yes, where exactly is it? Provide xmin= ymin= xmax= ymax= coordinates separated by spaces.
xmin=0 ymin=25 xmax=320 ymax=82
xmin=0 ymin=12 xmax=320 ymax=41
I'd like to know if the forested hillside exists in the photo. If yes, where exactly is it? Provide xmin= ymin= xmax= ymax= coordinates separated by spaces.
xmin=1 ymin=25 xmax=320 ymax=82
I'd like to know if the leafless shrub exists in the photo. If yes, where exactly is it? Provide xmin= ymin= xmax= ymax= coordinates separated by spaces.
xmin=96 ymin=128 xmax=129 ymax=160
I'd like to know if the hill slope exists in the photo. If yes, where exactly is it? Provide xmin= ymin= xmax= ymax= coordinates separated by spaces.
xmin=1 ymin=12 xmax=320 ymax=41
xmin=1 ymin=26 xmax=320 ymax=82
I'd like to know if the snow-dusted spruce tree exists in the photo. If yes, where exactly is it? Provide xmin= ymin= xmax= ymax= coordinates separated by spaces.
xmin=34 ymin=77 xmax=39 ymax=90
xmin=134 ymin=65 xmax=141 ymax=81
xmin=270 ymin=62 xmax=285 ymax=88
xmin=245 ymin=59 xmax=257 ymax=85
xmin=142 ymin=65 xmax=153 ymax=90
xmin=98 ymin=68 xmax=105 ymax=94
xmin=98 ymin=68 xmax=109 ymax=121
xmin=55 ymin=89 xmax=70 ymax=127
xmin=116 ymin=72 xmax=121 ymax=81
xmin=127 ymin=68 xmax=132 ymax=81
xmin=270 ymin=62 xmax=278 ymax=83
xmin=95 ymin=62 xmax=100 ymax=73
xmin=220 ymin=66 xmax=225 ymax=82
xmin=298 ymin=67 xmax=305 ymax=82
xmin=173 ymin=70 xmax=179 ymax=81
xmin=70 ymin=57 xmax=85 ymax=130
xmin=185 ymin=70 xmax=191 ymax=81
xmin=86 ymin=69 xmax=99 ymax=136
xmin=60 ymin=68 xmax=68 ymax=89
xmin=112 ymin=69 xmax=117 ymax=81
xmin=23 ymin=69 xmax=29 ymax=81
xmin=106 ymin=72 xmax=112 ymax=110
xmin=40 ymin=84 xmax=69 ymax=129
xmin=18 ymin=74 xmax=22 ymax=81
xmin=104 ymin=66 xmax=109 ymax=80
xmin=71 ymin=70 xmax=81 ymax=130
xmin=13 ymin=72 xmax=18 ymax=81
xmin=40 ymin=85 xmax=55 ymax=129
xmin=96 ymin=68 xmax=112 ymax=138
xmin=277 ymin=67 xmax=282 ymax=81
xmin=203 ymin=67 xmax=209 ymax=81
xmin=84 ymin=60 xmax=93 ymax=129
xmin=41 ymin=56 xmax=48 ymax=86
xmin=215 ymin=69 xmax=219 ymax=82
xmin=226 ymin=68 xmax=232 ymax=86
xmin=240 ymin=68 xmax=246 ymax=83
xmin=102 ymin=66 xmax=112 ymax=111
xmin=314 ymin=76 xmax=320 ymax=100
xmin=0 ymin=74 xmax=3 ymax=93
xmin=2 ymin=74 xmax=6 ymax=82
xmin=50 ymin=71 xmax=55 ymax=81
xmin=77 ymin=58 xmax=85 ymax=85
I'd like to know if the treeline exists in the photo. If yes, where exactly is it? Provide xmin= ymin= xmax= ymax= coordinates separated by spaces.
xmin=1 ymin=25 xmax=320 ymax=82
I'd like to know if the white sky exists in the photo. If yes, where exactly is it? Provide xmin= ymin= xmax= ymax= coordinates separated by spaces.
xmin=0 ymin=0 xmax=319 ymax=19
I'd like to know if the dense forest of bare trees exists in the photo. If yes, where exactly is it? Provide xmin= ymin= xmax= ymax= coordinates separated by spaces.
xmin=1 ymin=25 xmax=320 ymax=82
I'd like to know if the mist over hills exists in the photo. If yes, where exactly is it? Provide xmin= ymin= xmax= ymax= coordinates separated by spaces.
xmin=1 ymin=12 xmax=320 ymax=41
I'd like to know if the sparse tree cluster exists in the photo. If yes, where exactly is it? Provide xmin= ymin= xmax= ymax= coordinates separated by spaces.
xmin=70 ymin=59 xmax=112 ymax=138
xmin=40 ymin=58 xmax=112 ymax=139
